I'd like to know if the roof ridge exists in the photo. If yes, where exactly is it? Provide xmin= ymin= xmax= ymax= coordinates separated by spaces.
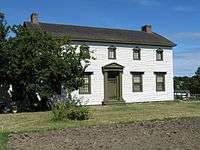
xmin=37 ymin=21 xmax=144 ymax=33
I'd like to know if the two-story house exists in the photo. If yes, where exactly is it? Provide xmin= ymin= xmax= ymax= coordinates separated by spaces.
xmin=24 ymin=13 xmax=176 ymax=105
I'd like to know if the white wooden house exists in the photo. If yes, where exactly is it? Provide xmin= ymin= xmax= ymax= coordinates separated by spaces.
xmin=24 ymin=13 xmax=176 ymax=105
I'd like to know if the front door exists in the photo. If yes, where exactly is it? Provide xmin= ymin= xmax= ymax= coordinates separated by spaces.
xmin=107 ymin=72 xmax=118 ymax=100
xmin=102 ymin=63 xmax=124 ymax=105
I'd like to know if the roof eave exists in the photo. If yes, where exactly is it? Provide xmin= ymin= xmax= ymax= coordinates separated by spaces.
xmin=70 ymin=39 xmax=176 ymax=48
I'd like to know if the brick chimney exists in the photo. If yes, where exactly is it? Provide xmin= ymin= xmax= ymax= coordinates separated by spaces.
xmin=141 ymin=25 xmax=152 ymax=33
xmin=31 ymin=12 xmax=38 ymax=24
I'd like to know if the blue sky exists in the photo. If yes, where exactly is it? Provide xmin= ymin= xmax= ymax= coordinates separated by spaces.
xmin=1 ymin=0 xmax=200 ymax=76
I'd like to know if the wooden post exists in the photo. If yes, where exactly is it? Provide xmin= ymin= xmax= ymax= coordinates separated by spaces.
xmin=119 ymin=72 xmax=123 ymax=101
xmin=104 ymin=71 xmax=108 ymax=102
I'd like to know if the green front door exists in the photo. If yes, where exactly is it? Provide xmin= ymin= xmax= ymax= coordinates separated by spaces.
xmin=102 ymin=63 xmax=124 ymax=105
xmin=107 ymin=72 xmax=118 ymax=100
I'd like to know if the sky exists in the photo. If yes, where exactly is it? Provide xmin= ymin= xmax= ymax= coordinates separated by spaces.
xmin=1 ymin=0 xmax=200 ymax=76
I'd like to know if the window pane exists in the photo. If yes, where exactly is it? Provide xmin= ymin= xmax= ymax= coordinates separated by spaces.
xmin=156 ymin=51 xmax=163 ymax=60
xmin=132 ymin=73 xmax=143 ymax=92
xmin=155 ymin=73 xmax=165 ymax=91
xmin=157 ymin=75 xmax=164 ymax=83
xmin=133 ymin=84 xmax=142 ymax=92
xmin=110 ymin=51 xmax=114 ymax=58
xmin=109 ymin=49 xmax=116 ymax=59
xmin=156 ymin=84 xmax=163 ymax=91
xmin=156 ymin=83 xmax=164 ymax=91
xmin=157 ymin=53 xmax=161 ymax=60
xmin=79 ymin=74 xmax=91 ymax=94
xmin=133 ymin=76 xmax=141 ymax=83
xmin=80 ymin=84 xmax=89 ymax=93
xmin=133 ymin=52 xmax=139 ymax=59
xmin=84 ymin=76 xmax=89 ymax=84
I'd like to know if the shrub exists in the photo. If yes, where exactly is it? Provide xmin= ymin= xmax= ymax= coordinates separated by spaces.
xmin=52 ymin=101 xmax=68 ymax=121
xmin=67 ymin=106 xmax=90 ymax=120
xmin=51 ymin=98 xmax=90 ymax=121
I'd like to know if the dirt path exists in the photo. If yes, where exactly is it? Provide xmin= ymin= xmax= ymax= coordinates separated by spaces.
xmin=8 ymin=117 xmax=200 ymax=150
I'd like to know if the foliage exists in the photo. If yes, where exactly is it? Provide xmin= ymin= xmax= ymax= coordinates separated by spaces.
xmin=51 ymin=101 xmax=68 ymax=121
xmin=66 ymin=106 xmax=90 ymax=120
xmin=174 ymin=67 xmax=200 ymax=94
xmin=51 ymin=98 xmax=90 ymax=121
xmin=0 ymin=12 xmax=9 ymax=41
xmin=0 ymin=22 xmax=91 ymax=111
xmin=195 ymin=67 xmax=200 ymax=77
xmin=0 ymin=12 xmax=9 ymax=91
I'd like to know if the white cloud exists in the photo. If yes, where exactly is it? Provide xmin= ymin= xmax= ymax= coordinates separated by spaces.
xmin=172 ymin=5 xmax=198 ymax=12
xmin=174 ymin=48 xmax=200 ymax=76
xmin=130 ymin=0 xmax=160 ymax=6
xmin=172 ymin=32 xmax=200 ymax=42
xmin=112 ymin=0 xmax=161 ymax=6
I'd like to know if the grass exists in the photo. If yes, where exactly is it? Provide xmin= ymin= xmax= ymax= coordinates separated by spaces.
xmin=1 ymin=101 xmax=200 ymax=149
xmin=0 ymin=133 xmax=8 ymax=150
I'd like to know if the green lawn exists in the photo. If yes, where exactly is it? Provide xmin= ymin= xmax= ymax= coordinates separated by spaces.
xmin=0 ymin=133 xmax=8 ymax=150
xmin=1 ymin=101 xmax=200 ymax=149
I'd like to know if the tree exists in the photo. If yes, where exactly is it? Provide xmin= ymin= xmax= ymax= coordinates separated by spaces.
xmin=174 ymin=76 xmax=192 ymax=91
xmin=193 ymin=67 xmax=200 ymax=94
xmin=0 ymin=12 xmax=11 ymax=105
xmin=174 ymin=67 xmax=200 ymax=94
xmin=0 ymin=12 xmax=9 ymax=41
xmin=195 ymin=67 xmax=200 ymax=77
xmin=0 ymin=25 xmax=91 ymax=111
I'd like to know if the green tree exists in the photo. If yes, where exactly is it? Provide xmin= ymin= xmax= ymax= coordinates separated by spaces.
xmin=0 ymin=12 xmax=9 ymax=41
xmin=193 ymin=67 xmax=200 ymax=94
xmin=0 ymin=25 xmax=91 ymax=111
xmin=174 ymin=67 xmax=200 ymax=94
xmin=174 ymin=76 xmax=192 ymax=91
xmin=195 ymin=67 xmax=200 ymax=77
xmin=0 ymin=12 xmax=10 ymax=103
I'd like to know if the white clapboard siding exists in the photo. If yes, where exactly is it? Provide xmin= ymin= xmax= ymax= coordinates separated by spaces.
xmin=72 ymin=42 xmax=174 ymax=105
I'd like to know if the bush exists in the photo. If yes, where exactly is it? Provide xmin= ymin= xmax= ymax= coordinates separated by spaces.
xmin=52 ymin=101 xmax=68 ymax=121
xmin=67 ymin=106 xmax=90 ymax=120
xmin=51 ymin=98 xmax=90 ymax=121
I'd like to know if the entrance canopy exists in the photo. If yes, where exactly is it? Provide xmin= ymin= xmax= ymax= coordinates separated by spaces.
xmin=102 ymin=63 xmax=124 ymax=72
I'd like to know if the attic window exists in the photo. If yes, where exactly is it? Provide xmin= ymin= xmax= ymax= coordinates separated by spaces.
xmin=156 ymin=48 xmax=163 ymax=61
xmin=133 ymin=46 xmax=141 ymax=60
xmin=108 ymin=45 xmax=116 ymax=59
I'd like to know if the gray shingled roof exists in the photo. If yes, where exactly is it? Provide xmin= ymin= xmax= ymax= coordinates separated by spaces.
xmin=24 ymin=22 xmax=176 ymax=47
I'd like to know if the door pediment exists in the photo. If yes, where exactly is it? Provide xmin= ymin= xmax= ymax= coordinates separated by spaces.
xmin=102 ymin=63 xmax=124 ymax=72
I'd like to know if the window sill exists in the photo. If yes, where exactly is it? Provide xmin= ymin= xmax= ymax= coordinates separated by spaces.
xmin=79 ymin=93 xmax=91 ymax=95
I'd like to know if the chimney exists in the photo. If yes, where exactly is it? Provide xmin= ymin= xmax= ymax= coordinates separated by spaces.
xmin=141 ymin=25 xmax=152 ymax=33
xmin=31 ymin=12 xmax=38 ymax=24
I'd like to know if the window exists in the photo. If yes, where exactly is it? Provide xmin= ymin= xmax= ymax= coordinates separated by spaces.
xmin=108 ymin=45 xmax=116 ymax=59
xmin=156 ymin=48 xmax=163 ymax=61
xmin=155 ymin=72 xmax=166 ymax=91
xmin=133 ymin=47 xmax=141 ymax=60
xmin=81 ymin=44 xmax=90 ymax=59
xmin=79 ymin=74 xmax=91 ymax=94
xmin=131 ymin=72 xmax=144 ymax=92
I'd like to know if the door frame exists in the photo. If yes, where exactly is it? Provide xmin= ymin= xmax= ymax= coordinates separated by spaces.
xmin=102 ymin=63 xmax=124 ymax=104
xmin=107 ymin=71 xmax=119 ymax=100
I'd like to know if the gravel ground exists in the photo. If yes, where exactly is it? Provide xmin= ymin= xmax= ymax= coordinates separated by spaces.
xmin=8 ymin=117 xmax=200 ymax=150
